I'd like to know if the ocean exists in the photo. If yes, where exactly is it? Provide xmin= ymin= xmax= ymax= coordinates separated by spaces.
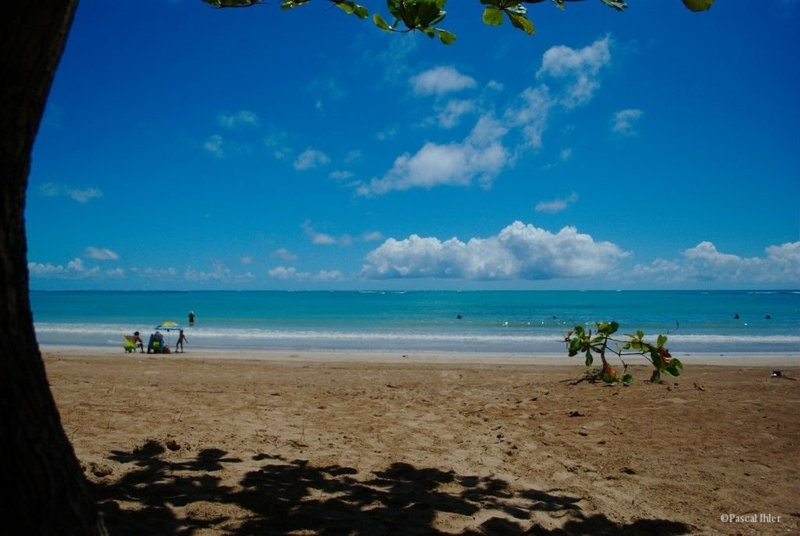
xmin=30 ymin=290 xmax=800 ymax=357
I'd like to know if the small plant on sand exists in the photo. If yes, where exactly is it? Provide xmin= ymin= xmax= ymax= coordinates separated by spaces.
xmin=565 ymin=321 xmax=683 ymax=384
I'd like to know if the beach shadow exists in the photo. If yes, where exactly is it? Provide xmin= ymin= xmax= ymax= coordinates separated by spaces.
xmin=91 ymin=442 xmax=692 ymax=535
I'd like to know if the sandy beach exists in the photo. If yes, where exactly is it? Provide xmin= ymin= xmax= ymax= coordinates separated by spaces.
xmin=43 ymin=347 xmax=800 ymax=535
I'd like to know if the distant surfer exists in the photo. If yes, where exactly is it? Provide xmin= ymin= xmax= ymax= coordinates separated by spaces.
xmin=188 ymin=311 xmax=195 ymax=325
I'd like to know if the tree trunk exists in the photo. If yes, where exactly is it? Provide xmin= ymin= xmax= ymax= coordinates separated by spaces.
xmin=0 ymin=3 xmax=105 ymax=534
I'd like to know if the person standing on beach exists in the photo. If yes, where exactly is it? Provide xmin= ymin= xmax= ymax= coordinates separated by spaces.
xmin=188 ymin=311 xmax=195 ymax=325
xmin=176 ymin=330 xmax=188 ymax=352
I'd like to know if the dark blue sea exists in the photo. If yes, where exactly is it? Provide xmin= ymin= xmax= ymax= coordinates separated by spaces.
xmin=30 ymin=290 xmax=800 ymax=356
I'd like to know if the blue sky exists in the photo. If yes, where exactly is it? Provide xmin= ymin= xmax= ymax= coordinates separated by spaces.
xmin=27 ymin=0 xmax=800 ymax=290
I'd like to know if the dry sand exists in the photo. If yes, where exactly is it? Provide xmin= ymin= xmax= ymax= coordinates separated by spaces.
xmin=44 ymin=347 xmax=800 ymax=535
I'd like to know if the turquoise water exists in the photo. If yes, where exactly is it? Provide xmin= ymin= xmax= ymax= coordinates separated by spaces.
xmin=30 ymin=290 xmax=800 ymax=355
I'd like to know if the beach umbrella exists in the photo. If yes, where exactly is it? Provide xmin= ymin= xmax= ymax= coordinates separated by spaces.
xmin=154 ymin=321 xmax=182 ymax=348
xmin=155 ymin=321 xmax=181 ymax=332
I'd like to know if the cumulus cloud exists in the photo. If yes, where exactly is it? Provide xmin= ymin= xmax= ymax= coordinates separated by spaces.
xmin=361 ymin=221 xmax=629 ymax=280
xmin=361 ymin=231 xmax=384 ymax=242
xmin=612 ymin=108 xmax=644 ymax=136
xmin=134 ymin=267 xmax=179 ymax=279
xmin=302 ymin=221 xmax=338 ymax=245
xmin=536 ymin=36 xmax=612 ymax=108
xmin=437 ymin=99 xmax=475 ymax=128
xmin=357 ymin=115 xmax=508 ymax=196
xmin=39 ymin=182 xmax=103 ymax=204
xmin=218 ymin=110 xmax=259 ymax=128
xmin=28 ymin=258 xmax=124 ymax=279
xmin=504 ymin=86 xmax=554 ymax=149
xmin=535 ymin=192 xmax=579 ymax=214
xmin=293 ymin=148 xmax=330 ymax=171
xmin=410 ymin=66 xmax=477 ymax=96
xmin=268 ymin=266 xmax=344 ymax=282
xmin=84 ymin=246 xmax=119 ymax=261
xmin=272 ymin=248 xmax=298 ymax=262
xmin=633 ymin=241 xmax=800 ymax=285
xmin=355 ymin=37 xmax=611 ymax=196
xmin=184 ymin=260 xmax=255 ymax=283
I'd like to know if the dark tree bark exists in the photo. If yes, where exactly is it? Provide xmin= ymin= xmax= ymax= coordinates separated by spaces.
xmin=1 ymin=3 xmax=105 ymax=534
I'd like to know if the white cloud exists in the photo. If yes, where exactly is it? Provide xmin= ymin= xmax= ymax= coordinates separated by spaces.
xmin=437 ymin=99 xmax=475 ymax=128
xmin=504 ymin=86 xmax=553 ymax=149
xmin=135 ymin=267 xmax=179 ymax=279
xmin=218 ymin=110 xmax=259 ymax=128
xmin=537 ymin=36 xmax=612 ymax=108
xmin=302 ymin=221 xmax=337 ymax=245
xmin=329 ymin=170 xmax=354 ymax=181
xmin=612 ymin=108 xmax=644 ymax=136
xmin=39 ymin=182 xmax=103 ymax=204
xmin=203 ymin=135 xmax=224 ymax=157
xmin=376 ymin=126 xmax=397 ymax=141
xmin=361 ymin=231 xmax=383 ymax=242
xmin=293 ymin=148 xmax=330 ymax=171
xmin=272 ymin=248 xmax=298 ymax=262
xmin=268 ymin=266 xmax=344 ymax=282
xmin=184 ymin=260 xmax=255 ymax=283
xmin=633 ymin=241 xmax=800 ymax=285
xmin=535 ymin=192 xmax=579 ymax=214
xmin=486 ymin=80 xmax=504 ymax=92
xmin=84 ymin=246 xmax=119 ymax=261
xmin=410 ymin=66 xmax=477 ymax=96
xmin=361 ymin=221 xmax=629 ymax=280
xmin=264 ymin=130 xmax=291 ymax=160
xmin=357 ymin=115 xmax=508 ymax=196
xmin=28 ymin=258 xmax=124 ymax=279
xmin=359 ymin=37 xmax=611 ymax=197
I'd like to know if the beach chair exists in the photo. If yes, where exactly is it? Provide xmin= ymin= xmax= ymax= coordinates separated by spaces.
xmin=123 ymin=335 xmax=136 ymax=353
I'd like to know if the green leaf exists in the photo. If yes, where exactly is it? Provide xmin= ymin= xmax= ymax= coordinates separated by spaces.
xmin=507 ymin=11 xmax=535 ymax=35
xmin=664 ymin=358 xmax=683 ymax=377
xmin=657 ymin=334 xmax=667 ymax=347
xmin=600 ymin=0 xmax=628 ymax=10
xmin=597 ymin=321 xmax=619 ymax=336
xmin=636 ymin=329 xmax=644 ymax=340
xmin=585 ymin=352 xmax=593 ymax=367
xmin=333 ymin=1 xmax=369 ymax=19
xmin=602 ymin=371 xmax=617 ymax=384
xmin=682 ymin=0 xmax=714 ymax=11
xmin=281 ymin=0 xmax=310 ymax=9
xmin=482 ymin=6 xmax=504 ymax=26
xmin=436 ymin=29 xmax=456 ymax=44
xmin=373 ymin=13 xmax=392 ymax=31
xmin=622 ymin=374 xmax=634 ymax=385
xmin=206 ymin=0 xmax=260 ymax=5
xmin=386 ymin=0 xmax=403 ymax=21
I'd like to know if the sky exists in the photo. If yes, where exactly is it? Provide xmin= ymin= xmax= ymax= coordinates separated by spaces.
xmin=26 ymin=0 xmax=800 ymax=291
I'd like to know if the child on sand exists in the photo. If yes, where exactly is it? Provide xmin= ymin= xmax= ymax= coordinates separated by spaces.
xmin=176 ymin=329 xmax=188 ymax=353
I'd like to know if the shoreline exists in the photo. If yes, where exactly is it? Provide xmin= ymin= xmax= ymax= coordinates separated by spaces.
xmin=39 ymin=343 xmax=800 ymax=367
